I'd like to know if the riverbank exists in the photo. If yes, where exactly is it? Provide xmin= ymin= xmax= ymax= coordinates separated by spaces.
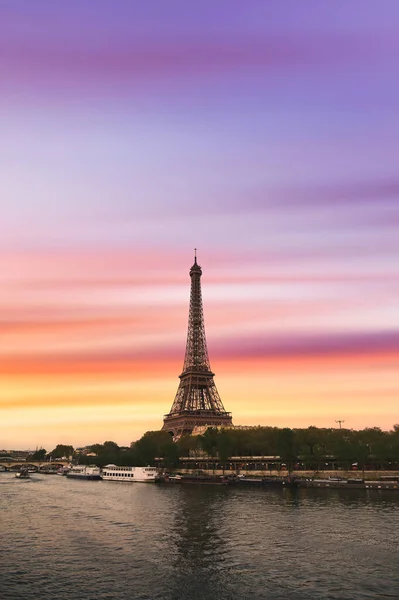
xmin=176 ymin=468 xmax=399 ymax=480
xmin=161 ymin=470 xmax=399 ymax=490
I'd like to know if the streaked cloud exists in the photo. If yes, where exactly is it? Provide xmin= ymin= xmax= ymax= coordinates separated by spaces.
xmin=1 ymin=1 xmax=398 ymax=447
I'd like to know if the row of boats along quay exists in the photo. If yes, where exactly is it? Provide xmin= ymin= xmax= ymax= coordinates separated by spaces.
xmin=4 ymin=463 xmax=399 ymax=490
xmin=4 ymin=464 xmax=158 ymax=482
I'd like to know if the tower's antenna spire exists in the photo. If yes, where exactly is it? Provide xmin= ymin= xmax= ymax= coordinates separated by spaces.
xmin=194 ymin=248 xmax=197 ymax=263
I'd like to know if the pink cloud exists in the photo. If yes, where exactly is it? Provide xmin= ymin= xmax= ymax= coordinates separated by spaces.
xmin=1 ymin=32 xmax=396 ymax=89
xmin=212 ymin=330 xmax=399 ymax=361
xmin=3 ymin=328 xmax=399 ymax=376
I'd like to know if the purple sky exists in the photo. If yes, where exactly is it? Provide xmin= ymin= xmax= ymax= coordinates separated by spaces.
xmin=1 ymin=1 xmax=399 ymax=447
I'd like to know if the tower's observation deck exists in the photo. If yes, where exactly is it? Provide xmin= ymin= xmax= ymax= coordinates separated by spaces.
xmin=162 ymin=253 xmax=233 ymax=437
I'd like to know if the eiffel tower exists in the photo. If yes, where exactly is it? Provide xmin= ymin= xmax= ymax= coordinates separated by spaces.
xmin=162 ymin=252 xmax=233 ymax=438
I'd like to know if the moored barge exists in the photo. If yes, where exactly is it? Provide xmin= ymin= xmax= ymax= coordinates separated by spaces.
xmin=295 ymin=477 xmax=399 ymax=490
xmin=163 ymin=474 xmax=230 ymax=485
xmin=66 ymin=465 xmax=102 ymax=480
xmin=101 ymin=464 xmax=158 ymax=482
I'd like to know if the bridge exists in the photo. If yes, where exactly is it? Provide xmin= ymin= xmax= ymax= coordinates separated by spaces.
xmin=0 ymin=459 xmax=70 ymax=472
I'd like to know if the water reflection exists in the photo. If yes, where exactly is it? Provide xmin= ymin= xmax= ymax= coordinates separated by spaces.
xmin=169 ymin=486 xmax=234 ymax=600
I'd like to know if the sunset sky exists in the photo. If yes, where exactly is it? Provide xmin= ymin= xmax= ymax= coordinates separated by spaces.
xmin=2 ymin=1 xmax=399 ymax=450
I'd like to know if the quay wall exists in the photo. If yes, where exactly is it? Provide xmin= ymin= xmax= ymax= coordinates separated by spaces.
xmin=176 ymin=468 xmax=399 ymax=480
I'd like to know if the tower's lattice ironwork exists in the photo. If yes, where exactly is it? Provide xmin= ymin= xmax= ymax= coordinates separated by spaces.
xmin=162 ymin=253 xmax=233 ymax=437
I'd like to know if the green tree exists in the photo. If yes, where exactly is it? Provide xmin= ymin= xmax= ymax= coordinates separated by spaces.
xmin=177 ymin=434 xmax=201 ymax=457
xmin=277 ymin=428 xmax=297 ymax=474
xmin=217 ymin=429 xmax=234 ymax=473
xmin=200 ymin=427 xmax=219 ymax=455
xmin=163 ymin=441 xmax=180 ymax=469
xmin=87 ymin=444 xmax=104 ymax=455
xmin=30 ymin=448 xmax=47 ymax=461
xmin=133 ymin=431 xmax=178 ymax=467
xmin=49 ymin=444 xmax=74 ymax=459
xmin=199 ymin=428 xmax=220 ymax=472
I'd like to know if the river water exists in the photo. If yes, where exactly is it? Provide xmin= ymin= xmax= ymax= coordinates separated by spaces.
xmin=0 ymin=473 xmax=398 ymax=600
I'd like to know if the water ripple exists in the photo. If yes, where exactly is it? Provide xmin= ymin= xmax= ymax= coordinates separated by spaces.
xmin=0 ymin=473 xmax=398 ymax=599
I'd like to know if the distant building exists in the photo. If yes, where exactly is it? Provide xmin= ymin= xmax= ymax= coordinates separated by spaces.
xmin=191 ymin=425 xmax=259 ymax=436
xmin=9 ymin=450 xmax=31 ymax=460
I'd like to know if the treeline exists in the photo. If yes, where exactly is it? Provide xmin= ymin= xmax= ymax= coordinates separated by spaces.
xmin=179 ymin=425 xmax=399 ymax=470
xmin=30 ymin=444 xmax=74 ymax=461
xmin=78 ymin=436 xmax=180 ymax=468
xmin=29 ymin=438 xmax=179 ymax=468
xmin=31 ymin=425 xmax=399 ymax=471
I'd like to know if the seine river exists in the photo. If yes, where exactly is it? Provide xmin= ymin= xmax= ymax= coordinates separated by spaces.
xmin=1 ymin=473 xmax=398 ymax=600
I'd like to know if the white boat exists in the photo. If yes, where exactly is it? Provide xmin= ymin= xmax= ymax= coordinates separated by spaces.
xmin=101 ymin=464 xmax=158 ymax=482
xmin=66 ymin=465 xmax=102 ymax=480
xmin=15 ymin=468 xmax=30 ymax=479
xmin=57 ymin=466 xmax=70 ymax=476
